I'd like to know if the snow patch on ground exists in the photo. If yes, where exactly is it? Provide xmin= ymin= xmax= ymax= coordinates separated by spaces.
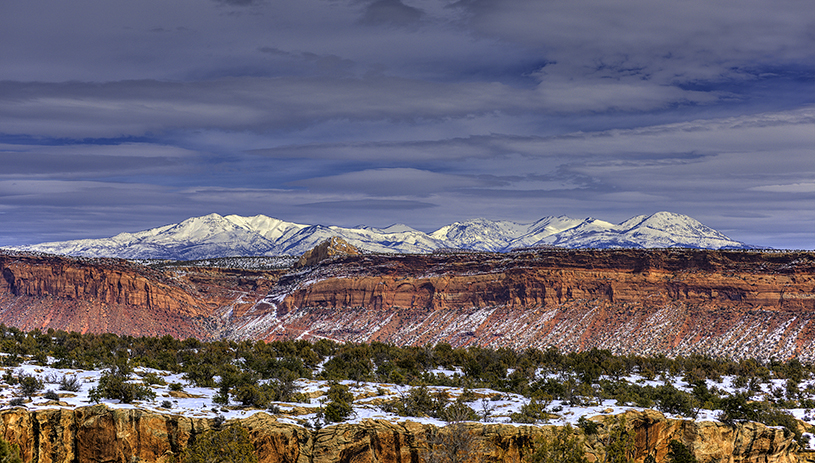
xmin=2 ymin=359 xmax=814 ymax=444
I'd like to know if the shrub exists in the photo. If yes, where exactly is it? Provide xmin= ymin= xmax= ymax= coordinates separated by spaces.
xmin=527 ymin=425 xmax=587 ymax=463
xmin=43 ymin=389 xmax=60 ymax=401
xmin=89 ymin=367 xmax=156 ymax=404
xmin=666 ymin=440 xmax=698 ymax=463
xmin=603 ymin=417 xmax=635 ymax=463
xmin=1 ymin=370 xmax=15 ymax=385
xmin=59 ymin=375 xmax=82 ymax=392
xmin=141 ymin=372 xmax=167 ymax=386
xmin=718 ymin=393 xmax=762 ymax=424
xmin=760 ymin=407 xmax=810 ymax=447
xmin=185 ymin=363 xmax=218 ymax=388
xmin=382 ymin=385 xmax=448 ymax=418
xmin=18 ymin=373 xmax=43 ymax=398
xmin=211 ymin=392 xmax=229 ymax=406
xmin=441 ymin=400 xmax=478 ymax=423
xmin=322 ymin=382 xmax=354 ymax=423
xmin=654 ymin=384 xmax=697 ymax=418
xmin=178 ymin=425 xmax=257 ymax=463
xmin=1 ymin=355 xmax=20 ymax=367
xmin=169 ymin=382 xmax=185 ymax=392
xmin=510 ymin=398 xmax=550 ymax=424
xmin=577 ymin=417 xmax=599 ymax=436
xmin=423 ymin=422 xmax=482 ymax=463
xmin=31 ymin=351 xmax=48 ymax=366
xmin=233 ymin=383 xmax=274 ymax=409
xmin=272 ymin=372 xmax=298 ymax=402
xmin=320 ymin=344 xmax=373 ymax=381
xmin=718 ymin=392 xmax=809 ymax=445
xmin=0 ymin=435 xmax=23 ymax=463
xmin=8 ymin=397 xmax=24 ymax=407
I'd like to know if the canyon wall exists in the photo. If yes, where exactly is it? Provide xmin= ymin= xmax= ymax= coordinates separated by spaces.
xmin=0 ymin=252 xmax=210 ymax=338
xmin=3 ymin=249 xmax=815 ymax=360
xmin=0 ymin=253 xmax=278 ymax=339
xmin=229 ymin=250 xmax=815 ymax=361
xmin=0 ymin=405 xmax=811 ymax=463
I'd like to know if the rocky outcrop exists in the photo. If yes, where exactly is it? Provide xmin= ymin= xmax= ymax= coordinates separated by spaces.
xmin=232 ymin=250 xmax=815 ymax=361
xmin=0 ymin=254 xmax=189 ymax=308
xmin=296 ymin=238 xmax=360 ymax=268
xmin=584 ymin=410 xmax=807 ymax=463
xmin=0 ymin=406 xmax=812 ymax=463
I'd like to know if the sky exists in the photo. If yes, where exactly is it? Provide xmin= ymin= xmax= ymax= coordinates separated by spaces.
xmin=0 ymin=0 xmax=813 ymax=249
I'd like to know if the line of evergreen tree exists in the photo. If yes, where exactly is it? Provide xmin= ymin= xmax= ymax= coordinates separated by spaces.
xmin=1 ymin=324 xmax=814 ymax=442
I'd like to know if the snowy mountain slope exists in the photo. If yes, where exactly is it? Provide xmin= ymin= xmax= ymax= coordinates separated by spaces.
xmin=430 ymin=218 xmax=532 ymax=252
xmin=273 ymin=224 xmax=444 ymax=255
xmin=9 ymin=211 xmax=752 ymax=259
xmin=17 ymin=214 xmax=280 ymax=260
xmin=224 ymin=214 xmax=308 ymax=241
xmin=534 ymin=211 xmax=747 ymax=249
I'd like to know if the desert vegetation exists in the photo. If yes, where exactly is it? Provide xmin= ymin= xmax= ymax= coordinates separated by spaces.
xmin=0 ymin=324 xmax=813 ymax=447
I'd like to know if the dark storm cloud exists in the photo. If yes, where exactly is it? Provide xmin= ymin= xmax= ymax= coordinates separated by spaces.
xmin=0 ymin=0 xmax=813 ymax=249
xmin=214 ymin=0 xmax=261 ymax=5
xmin=0 ymin=77 xmax=534 ymax=138
xmin=291 ymin=168 xmax=500 ymax=196
xmin=450 ymin=0 xmax=815 ymax=111
xmin=298 ymin=199 xmax=436 ymax=211
xmin=0 ymin=146 xmax=186 ymax=177
xmin=360 ymin=0 xmax=424 ymax=27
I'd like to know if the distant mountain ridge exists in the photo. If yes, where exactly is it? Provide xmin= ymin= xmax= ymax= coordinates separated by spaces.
xmin=9 ymin=211 xmax=752 ymax=260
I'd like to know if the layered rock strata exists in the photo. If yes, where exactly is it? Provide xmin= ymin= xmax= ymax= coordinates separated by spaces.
xmin=231 ymin=250 xmax=815 ymax=361
xmin=3 ymin=249 xmax=815 ymax=360
xmin=0 ymin=252 xmax=279 ymax=339
xmin=0 ymin=406 xmax=812 ymax=463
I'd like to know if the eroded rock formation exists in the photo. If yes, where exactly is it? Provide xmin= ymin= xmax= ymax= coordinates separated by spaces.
xmin=296 ymin=237 xmax=360 ymax=268
xmin=0 ymin=406 xmax=812 ymax=463
xmin=230 ymin=250 xmax=815 ymax=361
xmin=3 ymin=249 xmax=815 ymax=360
xmin=0 ymin=252 xmax=279 ymax=339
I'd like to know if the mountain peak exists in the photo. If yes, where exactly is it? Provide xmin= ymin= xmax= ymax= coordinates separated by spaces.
xmin=9 ymin=211 xmax=752 ymax=259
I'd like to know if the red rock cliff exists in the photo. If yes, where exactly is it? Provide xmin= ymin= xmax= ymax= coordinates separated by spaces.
xmin=228 ymin=250 xmax=815 ymax=361
xmin=4 ymin=249 xmax=815 ymax=360
xmin=0 ymin=251 xmax=286 ymax=339
xmin=0 ymin=252 xmax=211 ymax=338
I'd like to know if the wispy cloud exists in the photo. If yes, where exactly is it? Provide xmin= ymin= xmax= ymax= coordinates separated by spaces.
xmin=0 ymin=0 xmax=812 ymax=249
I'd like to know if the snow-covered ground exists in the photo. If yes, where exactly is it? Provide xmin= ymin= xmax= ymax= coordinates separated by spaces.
xmin=4 ymin=358 xmax=815 ymax=450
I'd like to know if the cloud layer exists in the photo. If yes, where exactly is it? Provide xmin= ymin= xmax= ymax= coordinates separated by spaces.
xmin=0 ymin=0 xmax=813 ymax=248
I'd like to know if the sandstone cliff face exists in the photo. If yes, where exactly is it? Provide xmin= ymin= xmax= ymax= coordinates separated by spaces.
xmin=4 ymin=249 xmax=815 ymax=360
xmin=0 ymin=253 xmax=215 ymax=338
xmin=296 ymin=238 xmax=360 ymax=268
xmin=230 ymin=250 xmax=815 ymax=361
xmin=0 ymin=253 xmax=283 ymax=339
xmin=0 ymin=254 xmax=184 ymax=308
xmin=0 ymin=406 xmax=812 ymax=463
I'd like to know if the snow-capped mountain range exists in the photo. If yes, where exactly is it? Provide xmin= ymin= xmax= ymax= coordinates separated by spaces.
xmin=9 ymin=211 xmax=752 ymax=260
